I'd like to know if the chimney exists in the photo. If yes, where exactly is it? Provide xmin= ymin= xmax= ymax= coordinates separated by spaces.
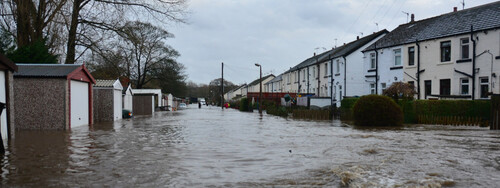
xmin=357 ymin=36 xmax=359 ymax=40
xmin=410 ymin=14 xmax=415 ymax=23
xmin=453 ymin=7 xmax=457 ymax=12
xmin=314 ymin=52 xmax=316 ymax=56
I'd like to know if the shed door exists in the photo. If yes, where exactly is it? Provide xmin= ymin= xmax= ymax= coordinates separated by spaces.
xmin=71 ymin=80 xmax=89 ymax=127
xmin=0 ymin=70 xmax=7 ymax=140
xmin=113 ymin=89 xmax=122 ymax=120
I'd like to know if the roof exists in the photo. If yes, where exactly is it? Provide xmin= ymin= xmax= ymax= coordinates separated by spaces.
xmin=364 ymin=1 xmax=500 ymax=51
xmin=14 ymin=64 xmax=83 ymax=78
xmin=131 ymin=89 xmax=162 ymax=95
xmin=248 ymin=74 xmax=275 ymax=86
xmin=0 ymin=53 xmax=18 ymax=71
xmin=94 ymin=79 xmax=116 ymax=87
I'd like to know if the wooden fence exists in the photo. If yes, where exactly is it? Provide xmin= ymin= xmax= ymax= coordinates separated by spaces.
xmin=292 ymin=110 xmax=331 ymax=120
xmin=417 ymin=115 xmax=489 ymax=127
xmin=491 ymin=94 xmax=500 ymax=130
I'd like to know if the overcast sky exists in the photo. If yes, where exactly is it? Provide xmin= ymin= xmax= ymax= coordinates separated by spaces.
xmin=167 ymin=0 xmax=497 ymax=85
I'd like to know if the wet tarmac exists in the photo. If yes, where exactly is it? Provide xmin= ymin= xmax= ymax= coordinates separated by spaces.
xmin=1 ymin=105 xmax=499 ymax=187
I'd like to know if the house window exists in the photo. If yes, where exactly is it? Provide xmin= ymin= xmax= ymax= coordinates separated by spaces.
xmin=425 ymin=80 xmax=432 ymax=98
xmin=370 ymin=53 xmax=376 ymax=69
xmin=408 ymin=46 xmax=415 ymax=66
xmin=381 ymin=83 xmax=387 ymax=93
xmin=460 ymin=38 xmax=469 ymax=59
xmin=394 ymin=49 xmax=401 ymax=66
xmin=440 ymin=41 xmax=451 ymax=62
xmin=480 ymin=77 xmax=489 ymax=98
xmin=302 ymin=70 xmax=305 ymax=81
xmin=336 ymin=60 xmax=341 ymax=73
xmin=295 ymin=72 xmax=298 ymax=82
xmin=313 ymin=67 xmax=316 ymax=78
xmin=460 ymin=78 xmax=469 ymax=95
xmin=324 ymin=63 xmax=328 ymax=76
xmin=287 ymin=74 xmax=290 ymax=84
xmin=440 ymin=79 xmax=451 ymax=96
xmin=408 ymin=81 xmax=415 ymax=91
xmin=370 ymin=83 xmax=375 ymax=94
xmin=329 ymin=61 xmax=332 ymax=76
xmin=339 ymin=85 xmax=342 ymax=101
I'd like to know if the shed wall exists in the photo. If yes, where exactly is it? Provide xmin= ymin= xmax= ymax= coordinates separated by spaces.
xmin=93 ymin=89 xmax=114 ymax=122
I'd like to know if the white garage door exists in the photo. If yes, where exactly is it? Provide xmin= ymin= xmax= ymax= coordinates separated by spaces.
xmin=0 ymin=70 xmax=7 ymax=140
xmin=71 ymin=80 xmax=89 ymax=127
xmin=113 ymin=89 xmax=122 ymax=120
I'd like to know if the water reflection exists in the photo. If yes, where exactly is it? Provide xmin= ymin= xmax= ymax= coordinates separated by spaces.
xmin=0 ymin=107 xmax=499 ymax=187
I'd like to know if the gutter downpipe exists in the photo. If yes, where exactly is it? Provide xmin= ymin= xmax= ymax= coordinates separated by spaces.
xmin=343 ymin=56 xmax=347 ymax=97
xmin=330 ymin=56 xmax=334 ymax=109
xmin=317 ymin=59 xmax=320 ymax=96
xmin=471 ymin=25 xmax=476 ymax=100
xmin=375 ymin=43 xmax=379 ymax=94
xmin=416 ymin=39 xmax=421 ymax=99
xmin=307 ymin=67 xmax=310 ymax=94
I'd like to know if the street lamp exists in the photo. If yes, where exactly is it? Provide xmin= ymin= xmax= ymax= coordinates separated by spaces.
xmin=255 ymin=63 xmax=262 ymax=113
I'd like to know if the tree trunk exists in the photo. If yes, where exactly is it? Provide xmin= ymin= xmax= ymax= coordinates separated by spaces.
xmin=65 ymin=0 xmax=81 ymax=64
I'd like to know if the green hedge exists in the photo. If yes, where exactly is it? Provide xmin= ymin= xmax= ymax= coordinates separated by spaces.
xmin=340 ymin=98 xmax=359 ymax=120
xmin=239 ymin=98 xmax=252 ymax=112
xmin=341 ymin=98 xmax=491 ymax=125
xmin=353 ymin=95 xmax=403 ymax=126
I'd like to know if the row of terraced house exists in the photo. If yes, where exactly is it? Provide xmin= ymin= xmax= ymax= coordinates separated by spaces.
xmin=225 ymin=2 xmax=500 ymax=108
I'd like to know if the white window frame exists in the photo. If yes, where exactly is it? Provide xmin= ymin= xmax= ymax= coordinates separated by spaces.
xmin=370 ymin=83 xmax=375 ymax=94
xmin=460 ymin=78 xmax=469 ymax=95
xmin=313 ymin=67 xmax=316 ymax=78
xmin=394 ymin=49 xmax=401 ymax=66
xmin=460 ymin=38 xmax=470 ymax=59
xmin=324 ymin=63 xmax=328 ymax=76
xmin=480 ymin=77 xmax=489 ymax=98
xmin=381 ymin=83 xmax=387 ymax=93
xmin=370 ymin=53 xmax=376 ymax=69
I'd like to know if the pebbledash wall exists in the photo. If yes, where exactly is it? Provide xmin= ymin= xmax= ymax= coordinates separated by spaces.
xmin=93 ymin=89 xmax=114 ymax=122
xmin=14 ymin=78 xmax=68 ymax=129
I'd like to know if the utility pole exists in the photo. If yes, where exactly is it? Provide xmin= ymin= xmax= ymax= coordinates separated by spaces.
xmin=221 ymin=62 xmax=224 ymax=109
xmin=255 ymin=63 xmax=262 ymax=113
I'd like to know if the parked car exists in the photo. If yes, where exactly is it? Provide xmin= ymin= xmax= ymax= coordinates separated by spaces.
xmin=122 ymin=109 xmax=133 ymax=118
xmin=179 ymin=103 xmax=187 ymax=109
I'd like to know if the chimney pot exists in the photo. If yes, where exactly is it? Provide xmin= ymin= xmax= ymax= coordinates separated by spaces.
xmin=357 ymin=36 xmax=359 ymax=40
xmin=410 ymin=14 xmax=415 ymax=22
xmin=453 ymin=7 xmax=457 ymax=12
xmin=314 ymin=52 xmax=316 ymax=56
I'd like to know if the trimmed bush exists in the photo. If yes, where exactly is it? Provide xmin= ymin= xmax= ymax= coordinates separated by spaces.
xmin=353 ymin=95 xmax=403 ymax=126
xmin=267 ymin=105 xmax=289 ymax=117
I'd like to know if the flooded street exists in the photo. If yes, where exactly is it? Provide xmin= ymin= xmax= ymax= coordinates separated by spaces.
xmin=1 ymin=106 xmax=500 ymax=187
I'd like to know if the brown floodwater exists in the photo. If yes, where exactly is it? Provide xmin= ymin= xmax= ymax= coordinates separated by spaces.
xmin=1 ymin=105 xmax=499 ymax=187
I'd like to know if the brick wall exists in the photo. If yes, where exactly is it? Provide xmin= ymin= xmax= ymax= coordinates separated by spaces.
xmin=14 ymin=78 xmax=67 ymax=130
xmin=93 ymin=89 xmax=114 ymax=122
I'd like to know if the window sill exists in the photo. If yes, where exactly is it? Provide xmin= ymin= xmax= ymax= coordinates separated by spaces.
xmin=367 ymin=69 xmax=376 ymax=72
xmin=438 ymin=62 xmax=454 ymax=66
xmin=406 ymin=65 xmax=416 ymax=69
xmin=496 ymin=56 xmax=500 ymax=60
xmin=365 ymin=75 xmax=376 ymax=78
xmin=456 ymin=58 xmax=472 ymax=63
xmin=390 ymin=66 xmax=403 ymax=70
xmin=323 ymin=76 xmax=330 ymax=78
xmin=335 ymin=73 xmax=341 ymax=76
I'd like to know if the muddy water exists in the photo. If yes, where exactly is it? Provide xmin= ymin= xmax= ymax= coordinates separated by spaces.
xmin=1 ymin=106 xmax=499 ymax=187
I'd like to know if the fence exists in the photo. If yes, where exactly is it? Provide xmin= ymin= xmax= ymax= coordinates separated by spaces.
xmin=292 ymin=109 xmax=331 ymax=120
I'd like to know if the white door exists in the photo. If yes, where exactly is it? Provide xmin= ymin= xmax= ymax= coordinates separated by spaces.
xmin=70 ymin=80 xmax=89 ymax=127
xmin=0 ymin=70 xmax=7 ymax=140
xmin=113 ymin=89 xmax=122 ymax=120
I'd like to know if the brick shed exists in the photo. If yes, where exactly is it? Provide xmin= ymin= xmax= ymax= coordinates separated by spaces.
xmin=93 ymin=79 xmax=123 ymax=122
xmin=14 ymin=64 xmax=95 ymax=130
xmin=0 ymin=54 xmax=18 ymax=140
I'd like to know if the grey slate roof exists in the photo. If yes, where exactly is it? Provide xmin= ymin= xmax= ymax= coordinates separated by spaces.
xmin=14 ymin=64 xmax=81 ymax=78
xmin=94 ymin=79 xmax=116 ymax=87
xmin=364 ymin=1 xmax=500 ymax=51
xmin=284 ymin=29 xmax=388 ymax=73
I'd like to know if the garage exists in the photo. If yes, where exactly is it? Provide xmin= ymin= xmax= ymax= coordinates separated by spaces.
xmin=14 ymin=64 xmax=95 ymax=130
xmin=93 ymin=79 xmax=123 ymax=122
xmin=0 ymin=54 xmax=17 ymax=141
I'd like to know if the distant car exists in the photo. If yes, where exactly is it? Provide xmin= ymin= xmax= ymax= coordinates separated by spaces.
xmin=122 ymin=109 xmax=133 ymax=118
xmin=179 ymin=103 xmax=187 ymax=109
